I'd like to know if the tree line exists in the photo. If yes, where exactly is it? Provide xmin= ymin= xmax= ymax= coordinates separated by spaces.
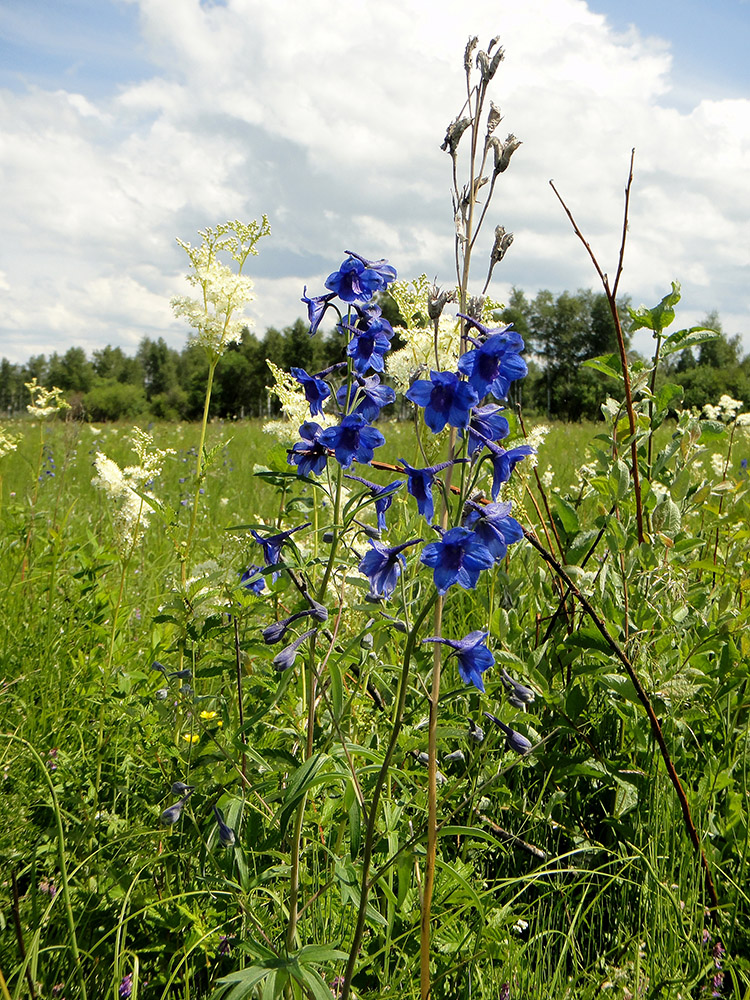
xmin=1 ymin=289 xmax=746 ymax=422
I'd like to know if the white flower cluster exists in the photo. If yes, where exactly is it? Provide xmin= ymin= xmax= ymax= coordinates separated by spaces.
xmin=710 ymin=452 xmax=726 ymax=478
xmin=25 ymin=378 xmax=70 ymax=419
xmin=92 ymin=427 xmax=174 ymax=556
xmin=703 ymin=395 xmax=745 ymax=423
xmin=263 ymin=360 xmax=336 ymax=439
xmin=171 ymin=218 xmax=270 ymax=359
xmin=0 ymin=427 xmax=22 ymax=459
xmin=386 ymin=315 xmax=462 ymax=393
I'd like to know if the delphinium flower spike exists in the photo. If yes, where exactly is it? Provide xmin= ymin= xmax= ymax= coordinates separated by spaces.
xmin=483 ymin=711 xmax=532 ymax=755
xmin=422 ymin=631 xmax=494 ymax=692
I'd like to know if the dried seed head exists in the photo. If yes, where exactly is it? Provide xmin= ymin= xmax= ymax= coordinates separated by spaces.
xmin=441 ymin=117 xmax=472 ymax=157
xmin=486 ymin=101 xmax=503 ymax=138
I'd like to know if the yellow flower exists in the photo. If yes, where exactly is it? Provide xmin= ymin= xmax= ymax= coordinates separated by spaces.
xmin=182 ymin=733 xmax=199 ymax=744
xmin=199 ymin=710 xmax=218 ymax=721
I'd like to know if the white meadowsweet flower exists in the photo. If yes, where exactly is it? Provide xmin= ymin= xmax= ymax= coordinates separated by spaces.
xmin=710 ymin=452 xmax=726 ymax=478
xmin=541 ymin=464 xmax=555 ymax=490
xmin=92 ymin=427 xmax=174 ymax=556
xmin=0 ymin=427 xmax=22 ymax=459
xmin=386 ymin=315 xmax=462 ymax=393
xmin=718 ymin=394 xmax=744 ymax=421
xmin=25 ymin=378 xmax=70 ymax=419
xmin=263 ymin=360 xmax=337 ymax=439
xmin=702 ymin=403 xmax=720 ymax=421
xmin=171 ymin=218 xmax=270 ymax=359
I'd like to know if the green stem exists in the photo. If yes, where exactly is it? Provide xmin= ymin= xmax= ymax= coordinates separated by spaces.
xmin=183 ymin=355 xmax=218 ymax=581
xmin=340 ymin=593 xmax=438 ymax=1000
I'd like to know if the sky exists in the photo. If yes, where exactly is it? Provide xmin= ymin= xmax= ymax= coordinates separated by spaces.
xmin=0 ymin=0 xmax=748 ymax=366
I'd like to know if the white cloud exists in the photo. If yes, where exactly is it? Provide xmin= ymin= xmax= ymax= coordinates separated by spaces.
xmin=0 ymin=0 xmax=748 ymax=366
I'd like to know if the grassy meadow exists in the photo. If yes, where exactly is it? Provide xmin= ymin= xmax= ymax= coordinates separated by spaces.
xmin=1 ymin=412 xmax=749 ymax=1000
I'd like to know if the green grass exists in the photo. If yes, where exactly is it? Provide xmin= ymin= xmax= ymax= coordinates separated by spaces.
xmin=1 ymin=414 xmax=749 ymax=999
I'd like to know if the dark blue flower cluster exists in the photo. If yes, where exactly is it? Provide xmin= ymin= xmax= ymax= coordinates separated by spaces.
xmin=271 ymin=252 xmax=533 ymax=698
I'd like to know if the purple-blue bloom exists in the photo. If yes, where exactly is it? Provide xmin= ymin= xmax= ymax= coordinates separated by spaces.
xmin=288 ymin=422 xmax=329 ymax=477
xmin=406 ymin=370 xmax=479 ymax=433
xmin=345 ymin=474 xmax=402 ymax=532
xmin=358 ymin=538 xmax=421 ymax=601
xmin=319 ymin=414 xmax=385 ymax=469
xmin=463 ymin=499 xmax=524 ymax=561
xmin=325 ymin=252 xmax=396 ymax=303
xmin=262 ymin=609 xmax=320 ymax=645
xmin=422 ymin=630 xmax=494 ymax=692
xmin=466 ymin=404 xmax=510 ymax=456
xmin=481 ymin=440 xmax=535 ymax=500
xmin=213 ymin=805 xmax=236 ymax=847
xmin=273 ymin=628 xmax=317 ymax=671
xmin=457 ymin=315 xmax=528 ymax=399
xmin=337 ymin=374 xmax=396 ymax=421
xmin=252 ymin=522 xmax=310 ymax=568
xmin=342 ymin=316 xmax=394 ymax=374
xmin=420 ymin=526 xmax=494 ymax=594
xmin=398 ymin=458 xmax=460 ymax=524
xmin=290 ymin=367 xmax=331 ymax=417
xmin=483 ymin=711 xmax=533 ymax=755
xmin=301 ymin=288 xmax=337 ymax=336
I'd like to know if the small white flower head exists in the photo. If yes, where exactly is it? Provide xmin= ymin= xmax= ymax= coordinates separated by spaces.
xmin=710 ymin=452 xmax=726 ymax=478
xmin=25 ymin=378 xmax=70 ymax=419
xmin=263 ymin=360 xmax=336 ymax=439
xmin=541 ymin=464 xmax=555 ymax=490
xmin=718 ymin=394 xmax=744 ymax=421
xmin=386 ymin=315 xmax=462 ymax=394
xmin=0 ymin=427 xmax=22 ymax=459
xmin=92 ymin=426 xmax=174 ymax=556
xmin=171 ymin=218 xmax=270 ymax=359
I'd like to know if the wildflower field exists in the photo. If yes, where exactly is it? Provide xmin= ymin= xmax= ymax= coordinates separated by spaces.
xmin=3 ymin=35 xmax=750 ymax=1000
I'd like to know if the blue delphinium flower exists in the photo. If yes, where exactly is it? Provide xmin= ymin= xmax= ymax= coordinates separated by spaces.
xmin=422 ymin=630 xmax=494 ymax=692
xmin=262 ymin=608 xmax=321 ymax=645
xmin=213 ymin=805 xmax=236 ymax=848
xmin=288 ymin=421 xmax=329 ymax=477
xmin=482 ymin=440 xmax=535 ymax=500
xmin=325 ymin=252 xmax=396 ymax=302
xmin=483 ymin=711 xmax=533 ymax=755
xmin=457 ymin=315 xmax=528 ymax=399
xmin=345 ymin=474 xmax=402 ymax=532
xmin=337 ymin=374 xmax=395 ymax=421
xmin=500 ymin=667 xmax=536 ymax=708
xmin=252 ymin=522 xmax=310 ymax=568
xmin=301 ymin=288 xmax=337 ymax=335
xmin=468 ymin=718 xmax=485 ymax=744
xmin=341 ymin=312 xmax=394 ymax=374
xmin=319 ymin=414 xmax=385 ymax=469
xmin=420 ymin=526 xmax=494 ymax=595
xmin=119 ymin=973 xmax=133 ymax=999
xmin=463 ymin=499 xmax=524 ymax=562
xmin=171 ymin=781 xmax=195 ymax=796
xmin=406 ymin=370 xmax=479 ymax=433
xmin=160 ymin=790 xmax=193 ymax=825
xmin=240 ymin=564 xmax=266 ymax=594
xmin=273 ymin=628 xmax=317 ymax=671
xmin=466 ymin=403 xmax=510 ymax=456
xmin=290 ymin=367 xmax=331 ymax=416
xmin=398 ymin=458 xmax=458 ymax=524
xmin=358 ymin=538 xmax=422 ymax=601
xmin=151 ymin=660 xmax=168 ymax=674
